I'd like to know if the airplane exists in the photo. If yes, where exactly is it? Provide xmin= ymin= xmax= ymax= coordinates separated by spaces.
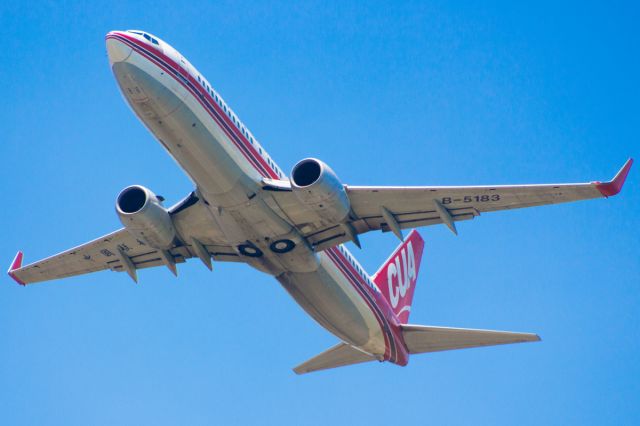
xmin=7 ymin=30 xmax=632 ymax=374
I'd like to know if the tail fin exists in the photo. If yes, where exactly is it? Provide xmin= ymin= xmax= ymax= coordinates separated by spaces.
xmin=372 ymin=230 xmax=425 ymax=323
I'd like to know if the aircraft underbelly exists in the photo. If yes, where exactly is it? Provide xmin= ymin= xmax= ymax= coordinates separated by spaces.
xmin=112 ymin=60 xmax=261 ymax=202
xmin=277 ymin=253 xmax=386 ymax=355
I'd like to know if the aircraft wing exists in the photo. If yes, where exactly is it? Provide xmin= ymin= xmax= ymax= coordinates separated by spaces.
xmin=276 ymin=159 xmax=632 ymax=250
xmin=7 ymin=192 xmax=238 ymax=285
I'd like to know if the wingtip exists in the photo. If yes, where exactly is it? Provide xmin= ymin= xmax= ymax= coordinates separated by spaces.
xmin=594 ymin=158 xmax=633 ymax=197
xmin=519 ymin=333 xmax=541 ymax=343
xmin=7 ymin=251 xmax=26 ymax=286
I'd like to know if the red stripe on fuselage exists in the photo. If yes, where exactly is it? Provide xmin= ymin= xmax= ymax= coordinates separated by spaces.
xmin=107 ymin=33 xmax=279 ymax=180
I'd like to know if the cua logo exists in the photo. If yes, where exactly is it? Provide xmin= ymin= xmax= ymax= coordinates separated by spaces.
xmin=387 ymin=241 xmax=416 ymax=308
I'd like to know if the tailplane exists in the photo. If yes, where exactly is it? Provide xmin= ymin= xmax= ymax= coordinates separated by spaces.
xmin=372 ymin=230 xmax=425 ymax=323
xmin=293 ymin=326 xmax=539 ymax=374
xmin=401 ymin=324 xmax=540 ymax=354
xmin=293 ymin=343 xmax=377 ymax=375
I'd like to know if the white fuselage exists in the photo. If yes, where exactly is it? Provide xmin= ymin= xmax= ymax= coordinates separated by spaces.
xmin=106 ymin=31 xmax=406 ymax=363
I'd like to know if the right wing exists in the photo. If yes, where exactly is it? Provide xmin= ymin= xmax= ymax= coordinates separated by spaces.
xmin=8 ymin=192 xmax=238 ymax=285
xmin=269 ymin=159 xmax=632 ymax=250
xmin=401 ymin=324 xmax=540 ymax=354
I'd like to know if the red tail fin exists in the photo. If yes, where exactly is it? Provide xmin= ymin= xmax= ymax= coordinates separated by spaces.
xmin=372 ymin=230 xmax=425 ymax=323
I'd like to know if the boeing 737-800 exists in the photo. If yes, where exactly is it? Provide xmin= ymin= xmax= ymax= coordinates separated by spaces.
xmin=7 ymin=30 xmax=632 ymax=374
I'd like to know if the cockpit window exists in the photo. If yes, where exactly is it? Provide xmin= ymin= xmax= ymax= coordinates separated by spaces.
xmin=127 ymin=30 xmax=159 ymax=45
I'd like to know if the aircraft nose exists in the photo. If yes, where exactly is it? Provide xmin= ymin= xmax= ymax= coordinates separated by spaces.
xmin=106 ymin=31 xmax=132 ymax=64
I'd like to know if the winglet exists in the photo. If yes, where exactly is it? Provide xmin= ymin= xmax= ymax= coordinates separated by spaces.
xmin=7 ymin=251 xmax=26 ymax=286
xmin=593 ymin=158 xmax=633 ymax=197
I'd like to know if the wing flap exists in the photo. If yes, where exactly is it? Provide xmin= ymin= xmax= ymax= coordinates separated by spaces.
xmin=293 ymin=343 xmax=377 ymax=375
xmin=401 ymin=324 xmax=540 ymax=354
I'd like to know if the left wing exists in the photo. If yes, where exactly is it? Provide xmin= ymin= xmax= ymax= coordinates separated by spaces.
xmin=7 ymin=192 xmax=238 ymax=285
xmin=269 ymin=159 xmax=632 ymax=250
xmin=8 ymin=229 xmax=187 ymax=285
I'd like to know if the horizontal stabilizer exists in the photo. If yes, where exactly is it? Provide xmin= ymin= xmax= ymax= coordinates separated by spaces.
xmin=293 ymin=343 xmax=377 ymax=375
xmin=401 ymin=324 xmax=540 ymax=354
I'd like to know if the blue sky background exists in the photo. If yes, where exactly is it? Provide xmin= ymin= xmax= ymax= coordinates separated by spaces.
xmin=1 ymin=1 xmax=638 ymax=424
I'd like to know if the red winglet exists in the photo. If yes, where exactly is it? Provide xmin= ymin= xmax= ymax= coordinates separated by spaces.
xmin=7 ymin=251 xmax=26 ymax=286
xmin=593 ymin=158 xmax=633 ymax=197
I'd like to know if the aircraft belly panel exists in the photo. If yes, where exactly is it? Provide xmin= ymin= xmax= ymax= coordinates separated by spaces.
xmin=112 ymin=59 xmax=261 ymax=198
xmin=277 ymin=255 xmax=386 ymax=355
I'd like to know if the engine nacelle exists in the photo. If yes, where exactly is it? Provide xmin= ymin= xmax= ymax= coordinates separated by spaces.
xmin=290 ymin=158 xmax=351 ymax=223
xmin=116 ymin=185 xmax=176 ymax=250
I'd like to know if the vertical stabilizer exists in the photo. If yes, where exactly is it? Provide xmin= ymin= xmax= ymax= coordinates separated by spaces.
xmin=372 ymin=230 xmax=425 ymax=323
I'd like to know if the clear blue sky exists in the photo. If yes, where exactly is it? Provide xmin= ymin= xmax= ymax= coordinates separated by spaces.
xmin=1 ymin=1 xmax=638 ymax=425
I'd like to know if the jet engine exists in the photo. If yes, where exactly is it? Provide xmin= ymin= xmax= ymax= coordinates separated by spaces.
xmin=116 ymin=185 xmax=176 ymax=249
xmin=290 ymin=158 xmax=351 ymax=223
